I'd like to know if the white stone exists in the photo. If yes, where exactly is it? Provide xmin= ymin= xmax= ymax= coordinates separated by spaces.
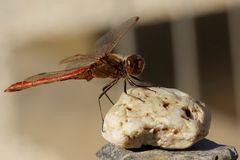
xmin=102 ymin=87 xmax=211 ymax=149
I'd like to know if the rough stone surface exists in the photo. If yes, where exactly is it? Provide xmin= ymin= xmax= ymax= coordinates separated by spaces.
xmin=102 ymin=87 xmax=211 ymax=149
xmin=96 ymin=139 xmax=238 ymax=160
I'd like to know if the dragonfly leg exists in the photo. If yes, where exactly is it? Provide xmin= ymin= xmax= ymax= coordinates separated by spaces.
xmin=129 ymin=76 xmax=156 ymax=93
xmin=102 ymin=84 xmax=114 ymax=105
xmin=124 ymin=79 xmax=144 ymax=102
xmin=129 ymin=75 xmax=144 ymax=82
xmin=124 ymin=79 xmax=127 ymax=94
xmin=98 ymin=79 xmax=118 ymax=132
xmin=104 ymin=93 xmax=114 ymax=105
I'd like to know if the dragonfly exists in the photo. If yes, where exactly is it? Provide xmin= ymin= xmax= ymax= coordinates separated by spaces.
xmin=4 ymin=16 xmax=150 ymax=126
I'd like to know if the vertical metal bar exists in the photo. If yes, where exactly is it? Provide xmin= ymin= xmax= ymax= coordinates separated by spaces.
xmin=171 ymin=18 xmax=200 ymax=98
xmin=228 ymin=8 xmax=240 ymax=142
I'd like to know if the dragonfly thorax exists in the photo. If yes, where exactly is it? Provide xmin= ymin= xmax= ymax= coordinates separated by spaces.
xmin=124 ymin=54 xmax=145 ymax=76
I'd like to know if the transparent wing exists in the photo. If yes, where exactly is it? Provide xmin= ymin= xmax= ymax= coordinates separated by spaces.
xmin=57 ymin=17 xmax=139 ymax=70
xmin=25 ymin=70 xmax=72 ymax=81
xmin=59 ymin=54 xmax=99 ymax=70
xmin=24 ymin=68 xmax=85 ymax=81
xmin=95 ymin=16 xmax=139 ymax=55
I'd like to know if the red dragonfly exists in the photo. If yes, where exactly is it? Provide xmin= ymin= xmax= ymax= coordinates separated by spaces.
xmin=4 ymin=16 xmax=149 ymax=124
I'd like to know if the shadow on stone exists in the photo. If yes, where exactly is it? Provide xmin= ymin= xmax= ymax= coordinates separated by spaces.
xmin=187 ymin=138 xmax=223 ymax=151
xmin=96 ymin=139 xmax=238 ymax=160
xmin=128 ymin=138 xmax=222 ymax=152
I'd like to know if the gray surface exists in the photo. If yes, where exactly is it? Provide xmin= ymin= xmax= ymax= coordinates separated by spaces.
xmin=96 ymin=139 xmax=238 ymax=160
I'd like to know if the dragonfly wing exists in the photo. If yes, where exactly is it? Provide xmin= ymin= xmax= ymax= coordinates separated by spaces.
xmin=59 ymin=54 xmax=99 ymax=70
xmin=95 ymin=16 xmax=139 ymax=55
xmin=24 ymin=69 xmax=79 ymax=81
xmin=60 ymin=54 xmax=97 ymax=64
xmin=4 ymin=66 xmax=90 ymax=92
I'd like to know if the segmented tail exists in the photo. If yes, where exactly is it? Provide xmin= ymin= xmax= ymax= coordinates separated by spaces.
xmin=4 ymin=66 xmax=90 ymax=92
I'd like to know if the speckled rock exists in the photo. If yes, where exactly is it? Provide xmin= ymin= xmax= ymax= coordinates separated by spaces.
xmin=102 ymin=87 xmax=211 ymax=149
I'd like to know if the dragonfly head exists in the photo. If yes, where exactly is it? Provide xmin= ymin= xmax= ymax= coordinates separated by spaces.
xmin=125 ymin=54 xmax=145 ymax=76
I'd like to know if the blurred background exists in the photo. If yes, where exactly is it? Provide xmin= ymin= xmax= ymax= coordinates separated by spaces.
xmin=0 ymin=0 xmax=240 ymax=159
